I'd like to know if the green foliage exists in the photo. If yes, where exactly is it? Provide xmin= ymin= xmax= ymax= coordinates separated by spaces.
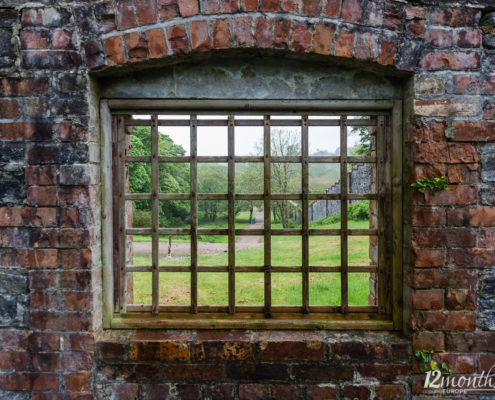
xmin=348 ymin=201 xmax=370 ymax=220
xmin=411 ymin=176 xmax=449 ymax=194
xmin=132 ymin=209 xmax=152 ymax=228
xmin=414 ymin=349 xmax=453 ymax=377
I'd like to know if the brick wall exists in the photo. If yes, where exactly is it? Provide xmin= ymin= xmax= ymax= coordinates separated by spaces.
xmin=0 ymin=0 xmax=494 ymax=399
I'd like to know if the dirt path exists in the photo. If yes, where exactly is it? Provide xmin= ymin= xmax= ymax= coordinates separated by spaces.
xmin=132 ymin=208 xmax=264 ymax=258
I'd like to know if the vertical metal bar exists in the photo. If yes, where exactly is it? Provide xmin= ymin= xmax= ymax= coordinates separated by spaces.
xmin=340 ymin=115 xmax=348 ymax=314
xmin=190 ymin=115 xmax=198 ymax=313
xmin=263 ymin=115 xmax=272 ymax=317
xmin=302 ymin=115 xmax=309 ymax=313
xmin=228 ymin=115 xmax=236 ymax=314
xmin=117 ymin=115 xmax=127 ymax=313
xmin=151 ymin=115 xmax=159 ymax=314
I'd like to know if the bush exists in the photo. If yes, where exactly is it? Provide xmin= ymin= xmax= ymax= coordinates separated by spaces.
xmin=132 ymin=209 xmax=152 ymax=227
xmin=348 ymin=201 xmax=370 ymax=221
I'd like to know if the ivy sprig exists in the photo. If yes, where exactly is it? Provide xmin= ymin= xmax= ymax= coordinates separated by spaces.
xmin=411 ymin=176 xmax=449 ymax=194
xmin=414 ymin=349 xmax=453 ymax=377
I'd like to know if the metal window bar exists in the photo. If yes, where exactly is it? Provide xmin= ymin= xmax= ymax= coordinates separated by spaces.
xmin=116 ymin=111 xmax=393 ymax=320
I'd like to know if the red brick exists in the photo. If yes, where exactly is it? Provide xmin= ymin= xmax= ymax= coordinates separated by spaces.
xmin=357 ymin=364 xmax=408 ymax=382
xmin=407 ymin=21 xmax=424 ymax=37
xmin=179 ymin=0 xmax=199 ymax=16
xmin=187 ymin=21 xmax=208 ymax=52
xmin=241 ymin=0 xmax=258 ymax=11
xmin=383 ymin=4 xmax=404 ymax=32
xmin=412 ymin=268 xmax=477 ymax=289
xmin=125 ymin=32 xmax=148 ymax=62
xmin=447 ymin=206 xmax=495 ymax=227
xmin=30 ymin=311 xmax=92 ymax=331
xmin=0 ymin=372 xmax=59 ymax=391
xmin=259 ymin=338 xmax=324 ymax=361
xmin=448 ymin=248 xmax=495 ymax=268
xmin=334 ymin=27 xmax=354 ymax=58
xmin=158 ymin=0 xmax=179 ymax=19
xmin=110 ymin=383 xmax=139 ymax=400
xmin=27 ymin=187 xmax=57 ymax=206
xmin=479 ymin=228 xmax=495 ymax=248
xmin=146 ymin=29 xmax=167 ymax=59
xmin=448 ymin=163 xmax=479 ymax=184
xmin=28 ymin=332 xmax=60 ymax=351
xmin=0 ymin=78 xmax=49 ymax=96
xmin=312 ymin=23 xmax=335 ymax=55
xmin=452 ymin=121 xmax=495 ymax=141
xmin=376 ymin=38 xmax=397 ymax=66
xmin=26 ymin=165 xmax=56 ymax=186
xmin=331 ymin=341 xmax=388 ymax=360
xmin=104 ymin=36 xmax=125 ymax=65
xmin=375 ymin=385 xmax=406 ymax=400
xmin=414 ymin=186 xmax=477 ymax=206
xmin=118 ymin=0 xmax=138 ymax=29
xmin=65 ymin=372 xmax=91 ymax=392
xmin=52 ymin=29 xmax=72 ymax=50
xmin=270 ymin=384 xmax=302 ymax=399
xmin=168 ymin=25 xmax=189 ymax=55
xmin=483 ymin=101 xmax=495 ymax=120
xmin=58 ymin=122 xmax=88 ymax=142
xmin=448 ymin=143 xmax=478 ymax=163
xmin=342 ymin=385 xmax=371 ymax=399
xmin=221 ymin=0 xmax=239 ymax=12
xmin=322 ymin=0 xmax=340 ymax=17
xmin=0 ymin=330 xmax=28 ymax=351
xmin=255 ymin=17 xmax=272 ymax=48
xmin=414 ymin=163 xmax=446 ymax=181
xmin=457 ymin=29 xmax=481 ymax=48
xmin=212 ymin=19 xmax=230 ymax=49
xmin=136 ymin=0 xmax=157 ymax=24
xmin=97 ymin=341 xmax=127 ymax=359
xmin=479 ymin=354 xmax=495 ymax=372
xmin=306 ymin=385 xmax=338 ymax=400
xmin=239 ymin=384 xmax=269 ymax=400
xmin=61 ymin=249 xmax=92 ymax=269
xmin=425 ymin=28 xmax=453 ymax=48
xmin=162 ymin=364 xmax=223 ymax=381
xmin=409 ymin=121 xmax=445 ymax=141
xmin=0 ymin=100 xmax=20 ymax=119
xmin=412 ymin=289 xmax=444 ymax=309
xmin=453 ymin=76 xmax=495 ymax=94
xmin=233 ymin=17 xmax=253 ymax=47
xmin=355 ymin=31 xmax=377 ymax=61
xmin=421 ymin=51 xmax=480 ymax=70
xmin=429 ymin=8 xmax=479 ymax=27
xmin=446 ymin=289 xmax=476 ymax=310
xmin=260 ymin=0 xmax=279 ymax=12
xmin=291 ymin=21 xmax=313 ymax=53
xmin=301 ymin=0 xmax=321 ymax=17
xmin=412 ymin=247 xmax=444 ymax=268
xmin=66 ymin=333 xmax=94 ymax=352
xmin=0 ymin=122 xmax=53 ymax=141
xmin=63 ymin=291 xmax=92 ymax=311
xmin=342 ymin=0 xmax=362 ymax=23
xmin=413 ymin=331 xmax=444 ymax=351
xmin=446 ymin=331 xmax=495 ymax=352
xmin=435 ymin=353 xmax=475 ymax=373
xmin=21 ymin=30 xmax=50 ymax=49
xmin=414 ymin=142 xmax=449 ymax=163
xmin=412 ymin=208 xmax=445 ymax=228
xmin=274 ymin=18 xmax=290 ymax=49
xmin=30 ymin=291 xmax=56 ymax=310
xmin=412 ymin=311 xmax=476 ymax=331
xmin=26 ymin=249 xmax=58 ymax=268
xmin=0 ymin=352 xmax=29 ymax=370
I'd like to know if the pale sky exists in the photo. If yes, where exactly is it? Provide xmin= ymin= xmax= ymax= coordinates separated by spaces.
xmin=137 ymin=115 xmax=361 ymax=156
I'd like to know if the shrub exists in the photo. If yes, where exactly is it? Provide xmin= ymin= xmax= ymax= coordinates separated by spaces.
xmin=133 ymin=209 xmax=152 ymax=227
xmin=348 ymin=201 xmax=369 ymax=221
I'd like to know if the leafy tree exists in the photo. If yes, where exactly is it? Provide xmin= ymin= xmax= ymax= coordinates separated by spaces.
xmin=198 ymin=164 xmax=228 ymax=222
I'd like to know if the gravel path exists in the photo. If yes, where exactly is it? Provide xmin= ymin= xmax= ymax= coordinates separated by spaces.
xmin=132 ymin=209 xmax=264 ymax=258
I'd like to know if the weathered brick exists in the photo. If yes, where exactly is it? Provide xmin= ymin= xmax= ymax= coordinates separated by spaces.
xmin=342 ymin=0 xmax=362 ymax=23
xmin=274 ymin=18 xmax=290 ymax=49
xmin=457 ymin=28 xmax=481 ymax=48
xmin=425 ymin=28 xmax=453 ymax=48
xmin=334 ymin=27 xmax=354 ymax=58
xmin=451 ymin=121 xmax=495 ymax=141
xmin=357 ymin=364 xmax=408 ymax=382
xmin=331 ymin=341 xmax=388 ymax=360
xmin=212 ymin=19 xmax=231 ymax=49
xmin=446 ymin=331 xmax=495 ymax=352
xmin=0 ymin=78 xmax=49 ymax=96
xmin=453 ymin=76 xmax=495 ymax=94
xmin=448 ymin=248 xmax=495 ymax=268
xmin=354 ymin=31 xmax=378 ymax=61
xmin=414 ymin=98 xmax=477 ymax=117
xmin=376 ymin=38 xmax=397 ymax=66
xmin=413 ymin=331 xmax=444 ymax=351
xmin=421 ymin=52 xmax=480 ymax=70
xmin=412 ymin=208 xmax=445 ymax=227
xmin=65 ymin=371 xmax=92 ymax=392
xmin=167 ymin=25 xmax=189 ymax=55
xmin=117 ymin=0 xmax=138 ymax=29
xmin=414 ymin=185 xmax=477 ymax=206
xmin=412 ymin=289 xmax=444 ymax=309
xmin=270 ymin=384 xmax=302 ymax=399
xmin=136 ymin=0 xmax=157 ymax=24
xmin=0 ymin=352 xmax=28 ymax=370
xmin=233 ymin=17 xmax=253 ymax=47
xmin=341 ymin=385 xmax=371 ymax=400
xmin=429 ymin=8 xmax=479 ymax=27
xmin=104 ymin=36 xmax=125 ymax=65
xmin=238 ymin=384 xmax=269 ymax=400
xmin=383 ymin=4 xmax=404 ymax=32
xmin=412 ymin=247 xmax=444 ymax=267
xmin=158 ymin=0 xmax=179 ymax=19
xmin=375 ymin=384 xmax=406 ymax=400
xmin=146 ymin=29 xmax=167 ymax=59
xmin=260 ymin=0 xmax=279 ymax=12
xmin=322 ymin=0 xmax=340 ymax=17
xmin=301 ymin=0 xmax=320 ymax=17
xmin=125 ymin=32 xmax=148 ymax=62
xmin=255 ymin=17 xmax=272 ymax=48
xmin=306 ymin=385 xmax=338 ymax=400
xmin=412 ymin=268 xmax=477 ymax=289
xmin=313 ymin=23 xmax=335 ymax=55
xmin=291 ymin=21 xmax=313 ymax=53
xmin=446 ymin=289 xmax=476 ymax=310
xmin=412 ymin=311 xmax=476 ymax=331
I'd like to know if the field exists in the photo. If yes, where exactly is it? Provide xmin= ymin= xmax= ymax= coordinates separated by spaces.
xmin=131 ymin=219 xmax=372 ymax=307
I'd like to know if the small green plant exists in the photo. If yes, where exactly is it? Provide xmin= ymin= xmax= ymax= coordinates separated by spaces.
xmin=414 ymin=349 xmax=453 ymax=377
xmin=411 ymin=176 xmax=449 ymax=194
xmin=289 ymin=374 xmax=296 ymax=382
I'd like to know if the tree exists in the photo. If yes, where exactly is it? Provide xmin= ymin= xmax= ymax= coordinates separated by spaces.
xmin=236 ymin=162 xmax=263 ymax=221
xmin=198 ymin=164 xmax=228 ymax=222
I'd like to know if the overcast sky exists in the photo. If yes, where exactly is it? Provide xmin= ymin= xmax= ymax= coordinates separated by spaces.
xmin=138 ymin=115 xmax=361 ymax=156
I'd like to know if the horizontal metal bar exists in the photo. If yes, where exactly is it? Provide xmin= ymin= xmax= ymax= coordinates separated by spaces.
xmin=127 ymin=265 xmax=377 ymax=273
xmin=125 ymin=118 xmax=378 ymax=127
xmin=108 ymin=99 xmax=394 ymax=112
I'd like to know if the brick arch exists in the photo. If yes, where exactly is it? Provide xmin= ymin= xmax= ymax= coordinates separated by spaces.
xmin=87 ymin=0 xmax=419 ymax=72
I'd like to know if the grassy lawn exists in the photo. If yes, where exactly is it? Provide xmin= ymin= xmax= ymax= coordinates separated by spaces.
xmin=131 ymin=220 xmax=372 ymax=306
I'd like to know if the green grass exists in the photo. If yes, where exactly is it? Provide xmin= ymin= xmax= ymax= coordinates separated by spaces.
xmin=131 ymin=219 xmax=372 ymax=306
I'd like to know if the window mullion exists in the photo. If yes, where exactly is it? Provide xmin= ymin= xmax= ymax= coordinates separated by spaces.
xmin=151 ymin=115 xmax=160 ymax=314
xmin=340 ymin=116 xmax=348 ymax=314
xmin=264 ymin=115 xmax=272 ymax=317
xmin=301 ymin=115 xmax=309 ymax=314
xmin=190 ymin=115 xmax=198 ymax=313
xmin=117 ymin=115 xmax=127 ymax=313
xmin=228 ymin=115 xmax=236 ymax=314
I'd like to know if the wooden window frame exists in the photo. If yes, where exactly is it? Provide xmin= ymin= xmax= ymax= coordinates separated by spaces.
xmin=100 ymin=99 xmax=403 ymax=330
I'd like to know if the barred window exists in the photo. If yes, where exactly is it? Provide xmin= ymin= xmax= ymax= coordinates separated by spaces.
xmin=102 ymin=100 xmax=402 ymax=329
